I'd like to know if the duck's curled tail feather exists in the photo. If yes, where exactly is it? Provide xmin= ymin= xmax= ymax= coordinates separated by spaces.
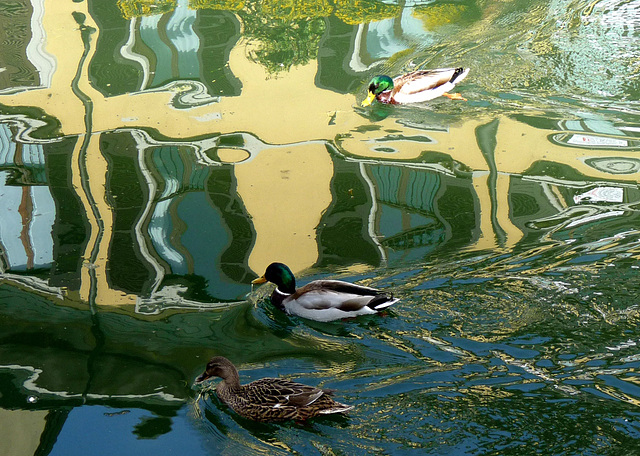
xmin=367 ymin=293 xmax=398 ymax=311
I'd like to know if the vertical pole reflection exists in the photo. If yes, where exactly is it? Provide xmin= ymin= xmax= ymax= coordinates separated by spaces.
xmin=471 ymin=171 xmax=497 ymax=251
xmin=68 ymin=10 xmax=108 ymax=405
xmin=70 ymin=10 xmax=137 ymax=308
xmin=359 ymin=162 xmax=387 ymax=267
xmin=476 ymin=118 xmax=508 ymax=247
xmin=70 ymin=11 xmax=101 ymax=312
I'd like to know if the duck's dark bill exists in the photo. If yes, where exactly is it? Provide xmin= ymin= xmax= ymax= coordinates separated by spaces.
xmin=195 ymin=372 xmax=211 ymax=383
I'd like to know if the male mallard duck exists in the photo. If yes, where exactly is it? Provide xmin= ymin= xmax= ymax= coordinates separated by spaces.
xmin=195 ymin=356 xmax=353 ymax=422
xmin=252 ymin=262 xmax=398 ymax=322
xmin=362 ymin=67 xmax=470 ymax=106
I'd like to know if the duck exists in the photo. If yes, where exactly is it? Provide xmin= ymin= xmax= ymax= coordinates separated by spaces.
xmin=361 ymin=67 xmax=470 ymax=106
xmin=195 ymin=356 xmax=353 ymax=422
xmin=252 ymin=262 xmax=399 ymax=322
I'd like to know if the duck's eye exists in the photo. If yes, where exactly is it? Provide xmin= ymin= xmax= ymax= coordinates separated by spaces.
xmin=368 ymin=83 xmax=377 ymax=93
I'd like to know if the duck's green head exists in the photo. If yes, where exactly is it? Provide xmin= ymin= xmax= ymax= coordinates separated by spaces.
xmin=362 ymin=75 xmax=394 ymax=107
xmin=252 ymin=262 xmax=296 ymax=293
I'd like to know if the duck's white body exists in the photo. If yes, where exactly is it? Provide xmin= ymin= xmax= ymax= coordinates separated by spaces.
xmin=391 ymin=68 xmax=470 ymax=104
xmin=276 ymin=281 xmax=399 ymax=322
xmin=363 ymin=67 xmax=470 ymax=106
xmin=253 ymin=263 xmax=399 ymax=322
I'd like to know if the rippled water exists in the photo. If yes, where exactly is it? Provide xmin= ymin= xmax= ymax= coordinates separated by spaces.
xmin=1 ymin=0 xmax=640 ymax=454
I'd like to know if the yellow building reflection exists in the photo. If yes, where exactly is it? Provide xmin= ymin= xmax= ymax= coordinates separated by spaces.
xmin=1 ymin=0 xmax=639 ymax=309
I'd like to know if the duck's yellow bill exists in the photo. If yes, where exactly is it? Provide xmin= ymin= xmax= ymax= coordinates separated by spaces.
xmin=252 ymin=276 xmax=267 ymax=284
xmin=361 ymin=92 xmax=376 ymax=107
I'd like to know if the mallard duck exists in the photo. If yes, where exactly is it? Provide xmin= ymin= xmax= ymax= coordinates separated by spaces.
xmin=195 ymin=356 xmax=353 ymax=422
xmin=252 ymin=262 xmax=399 ymax=322
xmin=361 ymin=67 xmax=470 ymax=106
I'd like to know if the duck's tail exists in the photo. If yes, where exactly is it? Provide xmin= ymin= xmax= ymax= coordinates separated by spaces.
xmin=318 ymin=402 xmax=354 ymax=414
xmin=450 ymin=67 xmax=470 ymax=84
xmin=367 ymin=293 xmax=399 ymax=311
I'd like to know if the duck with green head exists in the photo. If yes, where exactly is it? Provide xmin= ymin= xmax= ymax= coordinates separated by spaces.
xmin=362 ymin=67 xmax=470 ymax=106
xmin=252 ymin=262 xmax=399 ymax=322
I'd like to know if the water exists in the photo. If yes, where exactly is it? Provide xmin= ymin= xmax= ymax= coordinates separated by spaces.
xmin=1 ymin=0 xmax=640 ymax=454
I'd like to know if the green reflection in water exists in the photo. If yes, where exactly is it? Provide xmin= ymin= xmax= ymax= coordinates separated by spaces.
xmin=1 ymin=0 xmax=640 ymax=454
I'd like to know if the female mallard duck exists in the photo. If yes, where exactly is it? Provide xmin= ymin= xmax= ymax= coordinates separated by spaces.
xmin=362 ymin=67 xmax=470 ymax=106
xmin=195 ymin=356 xmax=353 ymax=422
xmin=252 ymin=262 xmax=398 ymax=322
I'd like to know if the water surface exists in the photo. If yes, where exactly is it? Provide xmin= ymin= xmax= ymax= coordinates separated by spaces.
xmin=1 ymin=0 xmax=640 ymax=454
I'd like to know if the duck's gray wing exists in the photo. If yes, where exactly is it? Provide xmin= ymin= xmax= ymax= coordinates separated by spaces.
xmin=395 ymin=68 xmax=465 ymax=95
xmin=296 ymin=280 xmax=382 ymax=296
xmin=291 ymin=280 xmax=396 ymax=312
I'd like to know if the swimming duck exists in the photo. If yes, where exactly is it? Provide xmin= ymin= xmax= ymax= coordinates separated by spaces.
xmin=362 ymin=67 xmax=470 ymax=106
xmin=195 ymin=356 xmax=353 ymax=422
xmin=252 ymin=262 xmax=399 ymax=322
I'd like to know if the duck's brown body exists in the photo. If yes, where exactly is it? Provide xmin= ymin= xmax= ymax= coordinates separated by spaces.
xmin=196 ymin=356 xmax=353 ymax=422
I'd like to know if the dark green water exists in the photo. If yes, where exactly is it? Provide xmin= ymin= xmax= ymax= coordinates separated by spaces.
xmin=1 ymin=0 xmax=640 ymax=454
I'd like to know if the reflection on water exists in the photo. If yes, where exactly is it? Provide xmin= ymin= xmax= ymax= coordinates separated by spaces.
xmin=3 ymin=115 xmax=636 ymax=309
xmin=1 ymin=0 xmax=640 ymax=454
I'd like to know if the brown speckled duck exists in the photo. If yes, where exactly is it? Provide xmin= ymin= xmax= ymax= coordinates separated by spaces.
xmin=195 ymin=356 xmax=353 ymax=422
xmin=252 ymin=262 xmax=399 ymax=322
